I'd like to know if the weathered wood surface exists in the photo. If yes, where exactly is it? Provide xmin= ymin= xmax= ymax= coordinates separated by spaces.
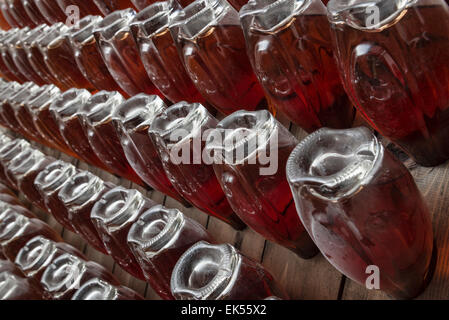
xmin=8 ymin=114 xmax=449 ymax=300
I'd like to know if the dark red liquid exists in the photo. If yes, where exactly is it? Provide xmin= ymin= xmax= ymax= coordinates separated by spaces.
xmin=0 ymin=8 xmax=11 ymax=29
xmin=16 ymin=159 xmax=53 ymax=209
xmin=179 ymin=24 xmax=266 ymax=115
xmin=0 ymin=2 xmax=20 ymax=28
xmin=7 ymin=0 xmax=36 ymax=27
xmin=12 ymin=43 xmax=47 ymax=85
xmin=246 ymin=14 xmax=354 ymax=133
xmin=26 ymin=43 xmax=63 ymax=88
xmin=96 ymin=31 xmax=161 ymax=96
xmin=21 ymin=0 xmax=48 ymax=25
xmin=0 ymin=49 xmax=21 ymax=82
xmin=46 ymin=192 xmax=76 ymax=232
xmin=1 ymin=43 xmax=28 ymax=83
xmin=227 ymin=0 xmax=248 ymax=11
xmin=299 ymin=151 xmax=433 ymax=299
xmin=133 ymin=27 xmax=204 ymax=104
xmin=214 ymin=144 xmax=318 ymax=259
xmin=34 ymin=0 xmax=67 ymax=24
xmin=333 ymin=5 xmax=449 ymax=166
xmin=15 ymin=102 xmax=53 ymax=146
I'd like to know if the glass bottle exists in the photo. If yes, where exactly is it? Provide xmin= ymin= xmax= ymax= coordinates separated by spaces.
xmin=169 ymin=0 xmax=267 ymax=115
xmin=286 ymin=127 xmax=434 ymax=299
xmin=0 ymin=82 xmax=22 ymax=128
xmin=78 ymin=91 xmax=144 ymax=184
xmin=34 ymin=0 xmax=67 ymax=24
xmin=328 ymin=0 xmax=449 ymax=166
xmin=34 ymin=161 xmax=79 ymax=232
xmin=0 ymin=3 xmax=11 ymax=30
xmin=206 ymin=110 xmax=318 ymax=258
xmin=149 ymin=102 xmax=245 ymax=229
xmin=171 ymin=241 xmax=286 ymax=300
xmin=0 ymin=0 xmax=19 ymax=28
xmin=128 ymin=205 xmax=212 ymax=300
xmin=58 ymin=171 xmax=115 ymax=254
xmin=49 ymin=89 xmax=110 ymax=171
xmin=0 ymin=33 xmax=22 ymax=81
xmin=20 ymin=0 xmax=49 ymax=26
xmin=0 ymin=209 xmax=62 ymax=261
xmin=0 ymin=258 xmax=23 ymax=276
xmin=40 ymin=253 xmax=119 ymax=300
xmin=15 ymin=236 xmax=85 ymax=283
xmin=91 ymin=186 xmax=155 ymax=279
xmin=5 ymin=148 xmax=54 ymax=209
xmin=112 ymin=94 xmax=186 ymax=203
xmin=240 ymin=0 xmax=354 ymax=133
xmin=93 ymin=8 xmax=161 ymax=97
xmin=72 ymin=278 xmax=144 ymax=300
xmin=5 ymin=0 xmax=36 ymax=27
xmin=0 ymin=138 xmax=30 ymax=189
xmin=69 ymin=15 xmax=126 ymax=95
xmin=0 ymin=28 xmax=30 ymax=83
xmin=0 ymin=271 xmax=43 ymax=299
xmin=130 ymin=1 xmax=204 ymax=104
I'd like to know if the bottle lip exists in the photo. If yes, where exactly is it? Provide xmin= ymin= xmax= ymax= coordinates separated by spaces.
xmin=130 ymin=1 xmax=173 ymax=38
xmin=71 ymin=278 xmax=118 ymax=300
xmin=127 ymin=205 xmax=185 ymax=257
xmin=240 ymin=0 xmax=319 ymax=33
xmin=327 ymin=0 xmax=416 ymax=31
xmin=0 ymin=139 xmax=30 ymax=163
xmin=205 ymin=110 xmax=279 ymax=165
xmin=0 ymin=209 xmax=29 ymax=244
xmin=58 ymin=172 xmax=105 ymax=209
xmin=80 ymin=91 xmax=125 ymax=126
xmin=170 ymin=241 xmax=240 ymax=300
xmin=26 ymin=85 xmax=61 ymax=113
xmin=5 ymin=27 xmax=30 ymax=47
xmin=91 ymin=187 xmax=145 ymax=232
xmin=112 ymin=93 xmax=166 ymax=132
xmin=93 ymin=8 xmax=136 ymax=41
xmin=8 ymin=83 xmax=41 ymax=108
xmin=14 ymin=236 xmax=57 ymax=276
xmin=70 ymin=15 xmax=103 ymax=46
xmin=170 ymin=0 xmax=232 ymax=40
xmin=34 ymin=160 xmax=77 ymax=195
xmin=49 ymin=88 xmax=92 ymax=121
xmin=286 ymin=127 xmax=383 ymax=201
xmin=149 ymin=102 xmax=212 ymax=149
xmin=7 ymin=148 xmax=47 ymax=179
xmin=40 ymin=253 xmax=87 ymax=297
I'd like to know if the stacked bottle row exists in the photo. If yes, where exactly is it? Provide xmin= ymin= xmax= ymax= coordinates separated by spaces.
xmin=0 ymin=135 xmax=285 ymax=300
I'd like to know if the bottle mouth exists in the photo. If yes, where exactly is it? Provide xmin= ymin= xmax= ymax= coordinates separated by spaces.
xmin=15 ymin=236 xmax=57 ymax=276
xmin=41 ymin=253 xmax=86 ymax=297
xmin=80 ymin=91 xmax=125 ymax=125
xmin=127 ymin=205 xmax=185 ymax=257
xmin=0 ymin=82 xmax=22 ymax=101
xmin=5 ymin=27 xmax=30 ymax=47
xmin=171 ymin=241 xmax=240 ymax=300
xmin=59 ymin=172 xmax=105 ymax=209
xmin=149 ymin=102 xmax=213 ymax=150
xmin=206 ymin=110 xmax=278 ymax=164
xmin=34 ymin=161 xmax=77 ymax=195
xmin=94 ymin=8 xmax=136 ymax=41
xmin=112 ymin=94 xmax=166 ymax=132
xmin=9 ymin=84 xmax=41 ymax=108
xmin=0 ymin=210 xmax=28 ymax=243
xmin=71 ymin=278 xmax=118 ymax=300
xmin=0 ymin=139 xmax=30 ymax=163
xmin=23 ymin=24 xmax=49 ymax=47
xmin=130 ymin=1 xmax=174 ymax=38
xmin=327 ymin=0 xmax=415 ymax=31
xmin=30 ymin=24 xmax=53 ymax=48
xmin=91 ymin=187 xmax=145 ymax=232
xmin=0 ymin=271 xmax=21 ymax=299
xmin=70 ymin=15 xmax=103 ymax=46
xmin=49 ymin=89 xmax=92 ymax=121
xmin=240 ymin=0 xmax=322 ymax=33
xmin=26 ymin=85 xmax=61 ymax=112
xmin=286 ymin=127 xmax=383 ymax=200
xmin=170 ymin=0 xmax=231 ymax=40
xmin=7 ymin=149 xmax=46 ymax=179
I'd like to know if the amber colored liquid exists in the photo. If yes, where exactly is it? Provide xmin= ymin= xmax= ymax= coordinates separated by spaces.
xmin=180 ymin=24 xmax=266 ymax=115
xmin=0 ymin=52 xmax=21 ymax=82
xmin=0 ymin=259 xmax=23 ymax=276
xmin=0 ymin=8 xmax=11 ymax=30
xmin=301 ymin=153 xmax=433 ymax=299
xmin=98 ymin=31 xmax=161 ymax=96
xmin=87 ymin=120 xmax=144 ymax=185
xmin=44 ymin=38 xmax=94 ymax=91
xmin=333 ymin=5 xmax=449 ymax=166
xmin=34 ymin=106 xmax=80 ymax=158
xmin=34 ymin=0 xmax=67 ymax=24
xmin=61 ymin=116 xmax=110 ymax=170
xmin=1 ymin=48 xmax=28 ymax=83
xmin=135 ymin=220 xmax=212 ymax=300
xmin=136 ymin=27 xmax=204 ymax=104
xmin=7 ymin=0 xmax=36 ymax=27
xmin=73 ymin=37 xmax=125 ymax=95
xmin=246 ymin=14 xmax=354 ymax=133
xmin=27 ymin=44 xmax=62 ymax=87
xmin=214 ymin=144 xmax=318 ymax=259
xmin=56 ymin=0 xmax=102 ymax=17
xmin=12 ymin=45 xmax=47 ymax=85
xmin=45 ymin=192 xmax=76 ymax=232
xmin=122 ymin=125 xmax=186 ymax=203
xmin=2 ymin=218 xmax=62 ymax=261
xmin=0 ymin=101 xmax=34 ymax=139
xmin=226 ymin=0 xmax=248 ymax=11
xmin=0 ymin=2 xmax=19 ymax=28
xmin=15 ymin=104 xmax=54 ymax=146
xmin=18 ymin=162 xmax=53 ymax=210
xmin=162 ymin=138 xmax=245 ymax=229
xmin=21 ymin=0 xmax=48 ymax=26
xmin=69 ymin=201 xmax=110 ymax=255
